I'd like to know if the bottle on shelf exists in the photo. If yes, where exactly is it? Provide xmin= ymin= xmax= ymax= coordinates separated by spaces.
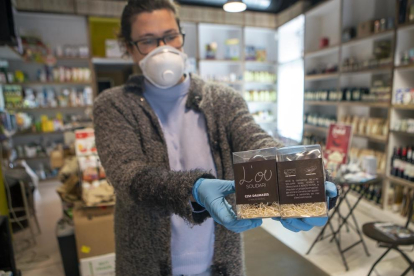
xmin=390 ymin=145 xmax=414 ymax=183
xmin=399 ymin=147 xmax=407 ymax=179
xmin=406 ymin=146 xmax=412 ymax=180
xmin=391 ymin=147 xmax=398 ymax=176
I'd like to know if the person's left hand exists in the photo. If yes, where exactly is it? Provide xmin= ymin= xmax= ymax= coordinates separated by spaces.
xmin=273 ymin=181 xmax=337 ymax=232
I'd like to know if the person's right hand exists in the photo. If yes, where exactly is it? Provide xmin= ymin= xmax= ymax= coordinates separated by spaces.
xmin=193 ymin=178 xmax=262 ymax=233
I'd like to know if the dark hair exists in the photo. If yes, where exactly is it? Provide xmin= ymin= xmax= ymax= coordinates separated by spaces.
xmin=119 ymin=0 xmax=181 ymax=46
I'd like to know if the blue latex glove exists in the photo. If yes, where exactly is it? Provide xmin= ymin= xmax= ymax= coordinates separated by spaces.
xmin=273 ymin=181 xmax=338 ymax=232
xmin=193 ymin=178 xmax=262 ymax=233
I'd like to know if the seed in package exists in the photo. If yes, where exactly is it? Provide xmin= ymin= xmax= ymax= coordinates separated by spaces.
xmin=233 ymin=147 xmax=280 ymax=219
xmin=276 ymin=145 xmax=327 ymax=219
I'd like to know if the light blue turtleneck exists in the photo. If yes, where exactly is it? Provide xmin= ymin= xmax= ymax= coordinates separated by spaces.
xmin=144 ymin=75 xmax=216 ymax=276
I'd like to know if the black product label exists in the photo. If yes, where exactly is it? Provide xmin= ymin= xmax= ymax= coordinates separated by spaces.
xmin=234 ymin=159 xmax=278 ymax=205
xmin=277 ymin=158 xmax=325 ymax=204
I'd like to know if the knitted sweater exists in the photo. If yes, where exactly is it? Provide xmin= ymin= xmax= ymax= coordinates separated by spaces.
xmin=93 ymin=74 xmax=284 ymax=276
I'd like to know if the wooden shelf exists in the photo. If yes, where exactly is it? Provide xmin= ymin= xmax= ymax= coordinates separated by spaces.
xmin=388 ymin=175 xmax=414 ymax=188
xmin=304 ymin=101 xmax=390 ymax=108
xmin=199 ymin=59 xmax=242 ymax=64
xmin=304 ymin=45 xmax=339 ymax=58
xmin=394 ymin=63 xmax=414 ymax=71
xmin=304 ymin=101 xmax=338 ymax=106
xmin=305 ymin=73 xmax=339 ymax=81
xmin=353 ymin=133 xmax=387 ymax=144
xmin=340 ymin=66 xmax=393 ymax=75
xmin=14 ymin=130 xmax=65 ymax=137
xmin=341 ymin=30 xmax=395 ymax=48
xmin=7 ymin=106 xmax=92 ymax=111
xmin=390 ymin=130 xmax=414 ymax=137
xmin=245 ymin=61 xmax=277 ymax=66
xmin=303 ymin=124 xmax=329 ymax=133
xmin=338 ymin=101 xmax=390 ymax=108
xmin=92 ymin=57 xmax=134 ymax=65
xmin=245 ymin=82 xmax=276 ymax=86
xmin=56 ymin=56 xmax=90 ymax=61
xmin=393 ymin=104 xmax=414 ymax=110
xmin=397 ymin=21 xmax=414 ymax=31
xmin=6 ymin=81 xmax=91 ymax=86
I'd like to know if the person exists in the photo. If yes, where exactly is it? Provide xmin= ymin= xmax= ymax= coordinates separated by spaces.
xmin=93 ymin=1 xmax=338 ymax=275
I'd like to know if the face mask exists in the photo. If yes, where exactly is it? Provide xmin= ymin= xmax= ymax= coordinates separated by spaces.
xmin=139 ymin=46 xmax=187 ymax=89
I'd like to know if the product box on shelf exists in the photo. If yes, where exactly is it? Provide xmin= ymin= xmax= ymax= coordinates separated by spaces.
xmin=73 ymin=202 xmax=115 ymax=260
xmin=357 ymin=20 xmax=374 ymax=38
xmin=232 ymin=145 xmax=328 ymax=219
xmin=80 ymin=253 xmax=115 ymax=276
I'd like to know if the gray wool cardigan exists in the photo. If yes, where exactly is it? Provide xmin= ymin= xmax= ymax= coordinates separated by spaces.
xmin=93 ymin=74 xmax=284 ymax=276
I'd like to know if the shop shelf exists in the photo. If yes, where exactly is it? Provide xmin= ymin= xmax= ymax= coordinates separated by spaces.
xmin=245 ymin=61 xmax=277 ymax=66
xmin=304 ymin=101 xmax=338 ymax=106
xmin=6 ymin=81 xmax=92 ymax=86
xmin=393 ymin=104 xmax=414 ymax=110
xmin=13 ymin=130 xmax=66 ymax=137
xmin=304 ymin=45 xmax=339 ymax=58
xmin=341 ymin=30 xmax=395 ymax=48
xmin=338 ymin=101 xmax=390 ymax=108
xmin=397 ymin=21 xmax=414 ymax=31
xmin=388 ymin=175 xmax=414 ymax=188
xmin=7 ymin=106 xmax=93 ymax=111
xmin=92 ymin=57 xmax=134 ymax=65
xmin=340 ymin=65 xmax=393 ymax=75
xmin=305 ymin=73 xmax=339 ymax=81
xmin=394 ymin=63 xmax=414 ymax=72
xmin=244 ymin=82 xmax=276 ymax=86
xmin=56 ymin=56 xmax=90 ymax=61
xmin=353 ymin=133 xmax=387 ymax=144
xmin=199 ymin=59 xmax=242 ymax=65
xmin=303 ymin=124 xmax=329 ymax=133
xmin=390 ymin=130 xmax=414 ymax=137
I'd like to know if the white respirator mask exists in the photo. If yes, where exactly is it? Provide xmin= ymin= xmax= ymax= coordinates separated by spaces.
xmin=139 ymin=45 xmax=187 ymax=89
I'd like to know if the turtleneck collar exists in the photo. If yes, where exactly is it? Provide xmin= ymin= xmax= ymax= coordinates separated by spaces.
xmin=144 ymin=74 xmax=190 ymax=101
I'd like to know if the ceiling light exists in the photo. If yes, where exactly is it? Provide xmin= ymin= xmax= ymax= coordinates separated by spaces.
xmin=223 ymin=0 xmax=247 ymax=13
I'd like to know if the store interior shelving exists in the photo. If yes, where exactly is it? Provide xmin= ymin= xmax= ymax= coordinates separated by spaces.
xmin=302 ymin=0 xmax=414 ymax=218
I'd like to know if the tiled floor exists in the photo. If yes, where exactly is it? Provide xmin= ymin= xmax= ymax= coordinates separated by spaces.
xmin=13 ymin=180 xmax=414 ymax=276
xmin=261 ymin=194 xmax=414 ymax=276
xmin=13 ymin=180 xmax=65 ymax=276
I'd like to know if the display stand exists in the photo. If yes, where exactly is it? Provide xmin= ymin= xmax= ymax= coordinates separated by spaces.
xmin=307 ymin=177 xmax=382 ymax=270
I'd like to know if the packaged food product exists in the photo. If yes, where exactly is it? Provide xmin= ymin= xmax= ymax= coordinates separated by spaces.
xmin=233 ymin=147 xmax=280 ymax=219
xmin=276 ymin=145 xmax=328 ymax=219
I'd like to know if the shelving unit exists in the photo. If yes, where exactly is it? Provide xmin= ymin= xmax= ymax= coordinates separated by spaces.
xmin=302 ymin=0 xmax=402 ymax=212
xmin=0 ymin=12 xmax=93 ymax=181
xmin=197 ymin=23 xmax=278 ymax=134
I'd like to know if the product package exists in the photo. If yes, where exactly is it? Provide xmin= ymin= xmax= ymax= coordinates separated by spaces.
xmin=276 ymin=145 xmax=328 ymax=219
xmin=233 ymin=147 xmax=280 ymax=219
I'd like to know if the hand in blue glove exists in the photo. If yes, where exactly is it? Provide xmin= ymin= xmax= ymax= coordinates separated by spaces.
xmin=273 ymin=181 xmax=338 ymax=232
xmin=193 ymin=178 xmax=262 ymax=233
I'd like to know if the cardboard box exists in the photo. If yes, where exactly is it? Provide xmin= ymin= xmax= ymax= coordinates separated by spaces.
xmin=80 ymin=253 xmax=115 ymax=276
xmin=357 ymin=20 xmax=374 ymax=38
xmin=73 ymin=203 xmax=115 ymax=260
